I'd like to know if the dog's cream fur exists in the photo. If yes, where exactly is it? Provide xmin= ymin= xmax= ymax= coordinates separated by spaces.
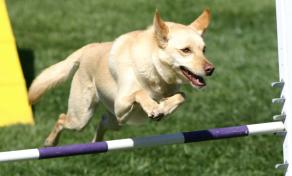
xmin=29 ymin=9 xmax=215 ymax=146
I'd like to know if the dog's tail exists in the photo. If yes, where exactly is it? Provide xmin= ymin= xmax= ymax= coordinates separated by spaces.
xmin=28 ymin=47 xmax=84 ymax=105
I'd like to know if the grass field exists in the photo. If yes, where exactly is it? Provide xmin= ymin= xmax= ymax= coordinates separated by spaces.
xmin=1 ymin=0 xmax=283 ymax=175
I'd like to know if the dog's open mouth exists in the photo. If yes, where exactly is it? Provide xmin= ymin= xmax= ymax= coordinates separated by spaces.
xmin=180 ymin=66 xmax=206 ymax=88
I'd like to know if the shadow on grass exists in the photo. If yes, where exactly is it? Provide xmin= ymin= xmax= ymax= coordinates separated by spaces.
xmin=17 ymin=48 xmax=35 ymax=89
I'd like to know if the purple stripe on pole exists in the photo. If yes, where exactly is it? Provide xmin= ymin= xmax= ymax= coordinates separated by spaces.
xmin=183 ymin=125 xmax=249 ymax=143
xmin=39 ymin=142 xmax=108 ymax=159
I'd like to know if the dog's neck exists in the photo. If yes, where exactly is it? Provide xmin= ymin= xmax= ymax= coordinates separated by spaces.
xmin=152 ymin=52 xmax=177 ymax=85
xmin=149 ymin=53 xmax=181 ymax=98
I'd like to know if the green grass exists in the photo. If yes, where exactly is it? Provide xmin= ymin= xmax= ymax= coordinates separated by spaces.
xmin=1 ymin=0 xmax=282 ymax=175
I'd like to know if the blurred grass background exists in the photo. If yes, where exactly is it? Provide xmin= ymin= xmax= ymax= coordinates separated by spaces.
xmin=0 ymin=0 xmax=283 ymax=175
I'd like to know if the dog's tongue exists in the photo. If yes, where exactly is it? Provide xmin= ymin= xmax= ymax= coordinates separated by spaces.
xmin=191 ymin=76 xmax=205 ymax=87
xmin=180 ymin=66 xmax=206 ymax=88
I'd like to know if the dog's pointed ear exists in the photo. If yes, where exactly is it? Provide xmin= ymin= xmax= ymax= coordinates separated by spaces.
xmin=153 ymin=9 xmax=169 ymax=48
xmin=189 ymin=9 xmax=211 ymax=35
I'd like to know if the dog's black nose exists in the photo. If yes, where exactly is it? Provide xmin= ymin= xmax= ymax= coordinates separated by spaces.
xmin=204 ymin=63 xmax=215 ymax=76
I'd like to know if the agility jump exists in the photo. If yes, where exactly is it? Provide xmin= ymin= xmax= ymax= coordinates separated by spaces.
xmin=0 ymin=121 xmax=285 ymax=162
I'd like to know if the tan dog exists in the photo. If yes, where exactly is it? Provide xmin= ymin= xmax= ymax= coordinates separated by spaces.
xmin=29 ymin=9 xmax=215 ymax=146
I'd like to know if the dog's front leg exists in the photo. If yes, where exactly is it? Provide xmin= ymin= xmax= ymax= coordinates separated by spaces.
xmin=159 ymin=92 xmax=185 ymax=117
xmin=134 ymin=90 xmax=164 ymax=119
xmin=114 ymin=90 xmax=163 ymax=124
xmin=114 ymin=94 xmax=136 ymax=124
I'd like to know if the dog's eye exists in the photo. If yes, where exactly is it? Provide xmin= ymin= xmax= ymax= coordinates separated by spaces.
xmin=203 ymin=46 xmax=206 ymax=53
xmin=180 ymin=47 xmax=192 ymax=54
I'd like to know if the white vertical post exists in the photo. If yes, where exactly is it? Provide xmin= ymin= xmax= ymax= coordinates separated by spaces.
xmin=275 ymin=0 xmax=292 ymax=175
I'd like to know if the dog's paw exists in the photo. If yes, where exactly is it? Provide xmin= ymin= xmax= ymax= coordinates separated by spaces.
xmin=141 ymin=100 xmax=164 ymax=119
xmin=146 ymin=107 xmax=164 ymax=119
xmin=159 ymin=101 xmax=180 ymax=116
xmin=149 ymin=111 xmax=165 ymax=121
xmin=151 ymin=113 xmax=165 ymax=121
xmin=43 ymin=139 xmax=55 ymax=147
xmin=159 ymin=93 xmax=185 ymax=116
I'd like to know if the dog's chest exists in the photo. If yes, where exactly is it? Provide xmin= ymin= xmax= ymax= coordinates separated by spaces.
xmin=144 ymin=72 xmax=178 ymax=99
xmin=147 ymin=79 xmax=174 ymax=99
xmin=138 ymin=71 xmax=177 ymax=99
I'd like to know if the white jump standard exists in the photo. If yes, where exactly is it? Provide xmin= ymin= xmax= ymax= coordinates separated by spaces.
xmin=0 ymin=121 xmax=285 ymax=162
xmin=275 ymin=0 xmax=292 ymax=175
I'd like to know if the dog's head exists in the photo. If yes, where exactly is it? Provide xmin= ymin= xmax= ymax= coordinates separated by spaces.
xmin=154 ymin=9 xmax=214 ymax=88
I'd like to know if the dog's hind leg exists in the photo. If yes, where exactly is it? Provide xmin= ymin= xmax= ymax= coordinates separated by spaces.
xmin=92 ymin=112 xmax=121 ymax=142
xmin=44 ymin=113 xmax=67 ymax=146
xmin=44 ymin=71 xmax=98 ymax=146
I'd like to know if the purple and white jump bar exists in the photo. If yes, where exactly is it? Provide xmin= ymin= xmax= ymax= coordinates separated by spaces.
xmin=0 ymin=121 xmax=285 ymax=162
